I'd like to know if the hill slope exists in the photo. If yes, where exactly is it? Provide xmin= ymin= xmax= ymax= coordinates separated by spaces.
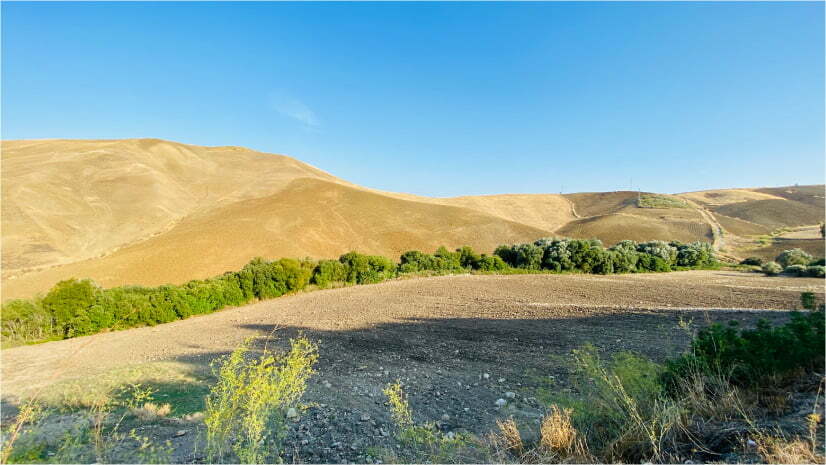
xmin=2 ymin=138 xmax=823 ymax=299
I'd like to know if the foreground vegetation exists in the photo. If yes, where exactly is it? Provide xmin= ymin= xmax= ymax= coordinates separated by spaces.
xmin=3 ymin=295 xmax=822 ymax=464
xmin=379 ymin=293 xmax=825 ymax=464
xmin=2 ymin=238 xmax=718 ymax=347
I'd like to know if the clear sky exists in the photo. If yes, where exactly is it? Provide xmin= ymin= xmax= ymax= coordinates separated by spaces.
xmin=2 ymin=2 xmax=824 ymax=197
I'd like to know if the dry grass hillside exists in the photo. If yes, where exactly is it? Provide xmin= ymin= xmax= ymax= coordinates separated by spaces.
xmin=1 ymin=138 xmax=345 ymax=275
xmin=560 ymin=191 xmax=713 ymax=244
xmin=1 ymin=178 xmax=551 ymax=297
xmin=2 ymin=138 xmax=823 ymax=299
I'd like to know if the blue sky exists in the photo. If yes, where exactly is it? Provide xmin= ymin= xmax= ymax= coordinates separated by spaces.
xmin=2 ymin=2 xmax=823 ymax=197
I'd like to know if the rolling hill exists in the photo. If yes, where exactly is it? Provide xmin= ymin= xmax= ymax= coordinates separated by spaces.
xmin=2 ymin=138 xmax=823 ymax=299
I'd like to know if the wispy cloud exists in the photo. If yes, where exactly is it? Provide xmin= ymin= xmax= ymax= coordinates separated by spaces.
xmin=268 ymin=91 xmax=320 ymax=129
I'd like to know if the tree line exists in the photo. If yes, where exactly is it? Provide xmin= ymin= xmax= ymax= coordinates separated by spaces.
xmin=1 ymin=238 xmax=718 ymax=346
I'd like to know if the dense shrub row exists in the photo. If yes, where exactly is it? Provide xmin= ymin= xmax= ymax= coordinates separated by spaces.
xmin=494 ymin=238 xmax=714 ymax=274
xmin=1 ymin=237 xmax=717 ymax=345
xmin=755 ymin=248 xmax=826 ymax=278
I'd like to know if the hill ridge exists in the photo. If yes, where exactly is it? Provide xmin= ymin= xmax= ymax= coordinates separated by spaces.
xmin=2 ymin=138 xmax=823 ymax=299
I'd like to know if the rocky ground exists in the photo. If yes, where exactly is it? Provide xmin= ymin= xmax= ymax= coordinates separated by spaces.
xmin=2 ymin=271 xmax=823 ymax=463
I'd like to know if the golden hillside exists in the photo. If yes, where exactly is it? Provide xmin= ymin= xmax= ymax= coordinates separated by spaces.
xmin=2 ymin=139 xmax=823 ymax=299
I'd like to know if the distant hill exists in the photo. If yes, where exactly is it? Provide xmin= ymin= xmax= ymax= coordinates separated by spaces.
xmin=2 ymin=138 xmax=823 ymax=299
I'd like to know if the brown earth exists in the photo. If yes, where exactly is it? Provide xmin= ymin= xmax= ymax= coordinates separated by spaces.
xmin=2 ymin=138 xmax=823 ymax=300
xmin=712 ymin=212 xmax=773 ymax=237
xmin=2 ymin=271 xmax=822 ymax=463
xmin=712 ymin=199 xmax=824 ymax=230
xmin=739 ymin=238 xmax=826 ymax=262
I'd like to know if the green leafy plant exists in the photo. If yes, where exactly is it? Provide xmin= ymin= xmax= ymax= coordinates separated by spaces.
xmin=205 ymin=336 xmax=318 ymax=463
xmin=776 ymin=248 xmax=813 ymax=268
xmin=664 ymin=305 xmax=824 ymax=387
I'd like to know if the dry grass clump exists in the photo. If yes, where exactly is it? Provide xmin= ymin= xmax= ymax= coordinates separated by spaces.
xmin=488 ymin=409 xmax=594 ymax=464
xmin=538 ymin=405 xmax=593 ymax=463
xmin=492 ymin=418 xmax=524 ymax=456
xmin=757 ymin=435 xmax=824 ymax=464
xmin=540 ymin=405 xmax=576 ymax=453
xmin=131 ymin=401 xmax=172 ymax=421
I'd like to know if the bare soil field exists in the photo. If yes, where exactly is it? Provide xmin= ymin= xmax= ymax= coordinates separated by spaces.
xmin=713 ymin=198 xmax=824 ymax=230
xmin=2 ymin=271 xmax=822 ymax=463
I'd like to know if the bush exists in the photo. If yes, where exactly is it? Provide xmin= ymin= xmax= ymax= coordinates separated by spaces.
xmin=805 ymin=265 xmax=825 ymax=278
xmin=473 ymin=255 xmax=509 ymax=271
xmin=495 ymin=243 xmax=543 ymax=270
xmin=636 ymin=241 xmax=677 ymax=264
xmin=547 ymin=345 xmax=671 ymax=462
xmin=761 ymin=261 xmax=783 ymax=276
xmin=636 ymin=253 xmax=670 ymax=272
xmin=242 ymin=258 xmax=312 ymax=299
xmin=675 ymin=242 xmax=714 ymax=267
xmin=1 ymin=299 xmax=54 ymax=343
xmin=536 ymin=238 xmax=575 ymax=272
xmin=311 ymin=260 xmax=348 ymax=287
xmin=784 ymin=264 xmax=807 ymax=277
xmin=398 ymin=248 xmax=464 ymax=274
xmin=339 ymin=252 xmax=395 ymax=284
xmin=535 ymin=238 xmax=606 ymax=272
xmin=776 ymin=248 xmax=813 ymax=268
xmin=608 ymin=240 xmax=639 ymax=273
xmin=456 ymin=246 xmax=481 ymax=269
xmin=42 ymin=278 xmax=102 ymax=337
xmin=434 ymin=246 xmax=463 ymax=271
xmin=809 ymin=258 xmax=826 ymax=266
xmin=664 ymin=307 xmax=825 ymax=387
xmin=205 ymin=336 xmax=318 ymax=463
xmin=740 ymin=257 xmax=763 ymax=266
xmin=567 ymin=239 xmax=605 ymax=272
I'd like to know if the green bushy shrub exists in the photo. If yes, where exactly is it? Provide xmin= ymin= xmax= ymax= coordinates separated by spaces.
xmin=456 ymin=246 xmax=481 ymax=269
xmin=473 ymin=254 xmax=509 ymax=271
xmin=636 ymin=241 xmax=677 ymax=264
xmin=433 ymin=246 xmax=463 ymax=270
xmin=674 ymin=242 xmax=714 ymax=267
xmin=776 ymin=248 xmax=813 ymax=268
xmin=636 ymin=253 xmax=671 ymax=272
xmin=242 ymin=258 xmax=312 ymax=299
xmin=339 ymin=252 xmax=395 ymax=284
xmin=494 ymin=243 xmax=543 ymax=269
xmin=809 ymin=258 xmax=826 ymax=266
xmin=761 ymin=261 xmax=783 ymax=276
xmin=608 ymin=240 xmax=640 ymax=273
xmin=1 ymin=298 xmax=54 ymax=343
xmin=566 ymin=239 xmax=605 ymax=273
xmin=535 ymin=238 xmax=575 ymax=272
xmin=42 ymin=278 xmax=102 ymax=337
xmin=534 ymin=238 xmax=606 ymax=272
xmin=805 ymin=265 xmax=825 ymax=278
xmin=398 ymin=248 xmax=462 ymax=274
xmin=784 ymin=264 xmax=808 ymax=277
xmin=311 ymin=260 xmax=348 ymax=287
xmin=664 ymin=307 xmax=825 ymax=387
